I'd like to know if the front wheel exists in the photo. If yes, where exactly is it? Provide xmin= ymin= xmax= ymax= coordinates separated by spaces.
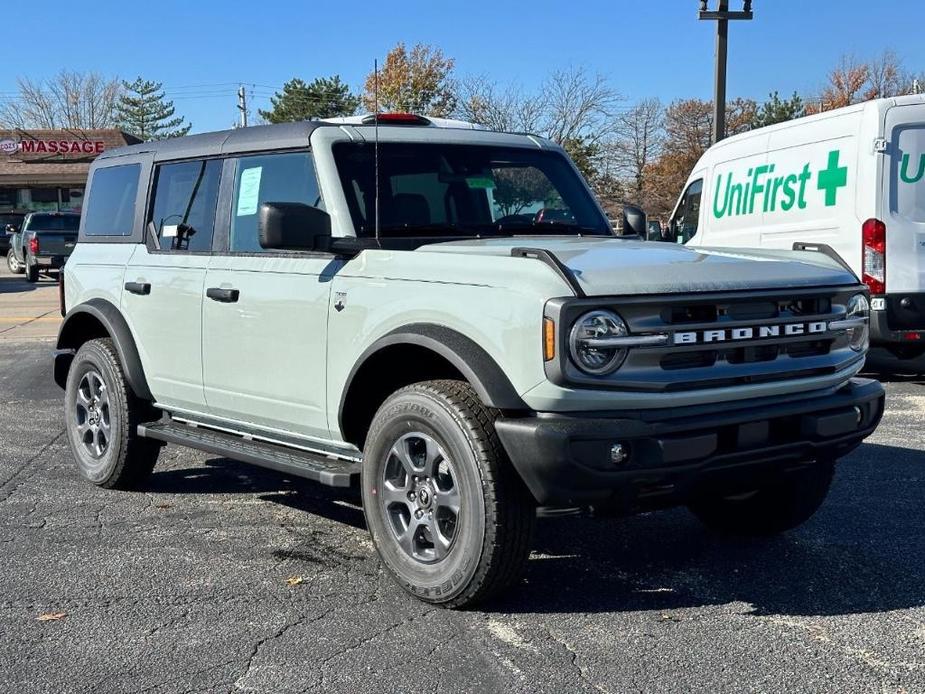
xmin=7 ymin=249 xmax=23 ymax=274
xmin=361 ymin=380 xmax=535 ymax=608
xmin=64 ymin=338 xmax=161 ymax=489
xmin=688 ymin=460 xmax=835 ymax=536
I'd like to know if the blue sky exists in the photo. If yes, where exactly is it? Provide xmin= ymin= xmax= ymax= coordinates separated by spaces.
xmin=2 ymin=0 xmax=923 ymax=133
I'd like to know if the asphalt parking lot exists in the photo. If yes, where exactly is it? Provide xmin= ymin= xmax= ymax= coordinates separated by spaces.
xmin=0 ymin=266 xmax=923 ymax=694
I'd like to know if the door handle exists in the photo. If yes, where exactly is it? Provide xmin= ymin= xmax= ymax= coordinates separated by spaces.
xmin=124 ymin=281 xmax=151 ymax=296
xmin=206 ymin=287 xmax=239 ymax=303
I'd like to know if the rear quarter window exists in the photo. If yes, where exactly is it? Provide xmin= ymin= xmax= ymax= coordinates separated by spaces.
xmin=83 ymin=164 xmax=141 ymax=236
xmin=892 ymin=125 xmax=925 ymax=223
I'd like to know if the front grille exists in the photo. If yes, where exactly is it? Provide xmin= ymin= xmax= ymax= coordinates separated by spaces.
xmin=547 ymin=285 xmax=865 ymax=393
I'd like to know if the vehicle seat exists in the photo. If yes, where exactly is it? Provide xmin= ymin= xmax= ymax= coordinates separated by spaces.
xmin=391 ymin=193 xmax=431 ymax=226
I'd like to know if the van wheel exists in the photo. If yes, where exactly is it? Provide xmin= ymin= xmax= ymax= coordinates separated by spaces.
xmin=7 ymin=249 xmax=23 ymax=274
xmin=688 ymin=460 xmax=834 ymax=536
xmin=361 ymin=380 xmax=535 ymax=608
xmin=64 ymin=338 xmax=161 ymax=490
xmin=24 ymin=254 xmax=38 ymax=283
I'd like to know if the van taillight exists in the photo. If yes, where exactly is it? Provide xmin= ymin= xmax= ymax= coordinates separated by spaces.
xmin=28 ymin=236 xmax=39 ymax=255
xmin=862 ymin=218 xmax=886 ymax=295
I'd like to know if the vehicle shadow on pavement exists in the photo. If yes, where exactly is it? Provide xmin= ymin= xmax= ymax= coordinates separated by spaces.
xmin=864 ymin=349 xmax=925 ymax=382
xmin=147 ymin=457 xmax=367 ymax=530
xmin=144 ymin=445 xmax=924 ymax=619
xmin=0 ymin=274 xmax=37 ymax=294
xmin=485 ymin=441 xmax=925 ymax=617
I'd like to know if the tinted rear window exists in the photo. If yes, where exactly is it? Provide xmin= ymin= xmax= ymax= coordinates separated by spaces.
xmin=83 ymin=164 xmax=141 ymax=236
xmin=893 ymin=125 xmax=925 ymax=223
xmin=25 ymin=214 xmax=80 ymax=232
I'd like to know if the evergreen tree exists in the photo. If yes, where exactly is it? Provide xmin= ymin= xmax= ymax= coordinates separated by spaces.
xmin=752 ymin=91 xmax=806 ymax=129
xmin=116 ymin=77 xmax=191 ymax=140
xmin=259 ymin=76 xmax=360 ymax=123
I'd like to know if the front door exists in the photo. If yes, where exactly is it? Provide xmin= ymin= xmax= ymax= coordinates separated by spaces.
xmin=123 ymin=157 xmax=223 ymax=413
xmin=201 ymin=151 xmax=339 ymax=441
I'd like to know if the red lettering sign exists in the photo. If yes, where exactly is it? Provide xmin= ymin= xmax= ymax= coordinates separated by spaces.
xmin=13 ymin=139 xmax=105 ymax=155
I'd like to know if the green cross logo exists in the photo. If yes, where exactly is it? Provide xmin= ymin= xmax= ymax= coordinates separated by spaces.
xmin=817 ymin=150 xmax=848 ymax=207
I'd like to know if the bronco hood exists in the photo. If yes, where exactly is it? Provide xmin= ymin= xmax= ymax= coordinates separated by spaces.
xmin=421 ymin=236 xmax=858 ymax=296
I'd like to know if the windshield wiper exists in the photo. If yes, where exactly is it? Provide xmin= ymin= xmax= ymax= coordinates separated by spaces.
xmin=489 ymin=221 xmax=606 ymax=236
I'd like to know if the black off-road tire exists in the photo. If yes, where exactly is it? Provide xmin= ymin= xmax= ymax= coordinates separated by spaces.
xmin=24 ymin=254 xmax=38 ymax=283
xmin=688 ymin=460 xmax=835 ymax=536
xmin=7 ymin=249 xmax=24 ymax=274
xmin=361 ymin=380 xmax=535 ymax=608
xmin=64 ymin=338 xmax=161 ymax=490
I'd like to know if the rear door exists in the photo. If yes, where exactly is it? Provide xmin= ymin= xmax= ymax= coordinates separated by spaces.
xmin=123 ymin=157 xmax=223 ymax=414
xmin=26 ymin=214 xmax=79 ymax=256
xmin=201 ymin=150 xmax=338 ymax=441
xmin=884 ymin=102 xmax=925 ymax=294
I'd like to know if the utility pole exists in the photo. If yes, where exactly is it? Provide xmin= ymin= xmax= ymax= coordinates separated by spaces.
xmin=699 ymin=1 xmax=753 ymax=143
xmin=237 ymin=85 xmax=248 ymax=128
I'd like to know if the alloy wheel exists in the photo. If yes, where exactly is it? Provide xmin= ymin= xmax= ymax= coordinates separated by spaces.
xmin=74 ymin=370 xmax=112 ymax=458
xmin=379 ymin=432 xmax=461 ymax=563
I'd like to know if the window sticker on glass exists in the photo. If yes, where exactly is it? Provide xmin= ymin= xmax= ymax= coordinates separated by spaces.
xmin=236 ymin=166 xmax=263 ymax=216
xmin=466 ymin=175 xmax=495 ymax=190
xmin=162 ymin=224 xmax=178 ymax=238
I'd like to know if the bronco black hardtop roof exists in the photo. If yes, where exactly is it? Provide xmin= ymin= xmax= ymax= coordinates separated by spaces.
xmin=96 ymin=121 xmax=326 ymax=163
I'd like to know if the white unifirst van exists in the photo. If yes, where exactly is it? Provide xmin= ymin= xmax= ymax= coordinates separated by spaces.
xmin=670 ymin=94 xmax=925 ymax=359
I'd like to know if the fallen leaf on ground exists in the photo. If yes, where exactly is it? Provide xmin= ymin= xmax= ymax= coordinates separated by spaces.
xmin=154 ymin=503 xmax=172 ymax=509
xmin=285 ymin=576 xmax=304 ymax=587
xmin=37 ymin=612 xmax=67 ymax=622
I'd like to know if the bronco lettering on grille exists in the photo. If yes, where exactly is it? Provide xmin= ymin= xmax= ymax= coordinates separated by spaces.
xmin=673 ymin=321 xmax=828 ymax=345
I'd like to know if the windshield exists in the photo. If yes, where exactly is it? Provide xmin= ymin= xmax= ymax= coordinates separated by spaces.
xmin=332 ymin=142 xmax=611 ymax=238
xmin=25 ymin=214 xmax=80 ymax=232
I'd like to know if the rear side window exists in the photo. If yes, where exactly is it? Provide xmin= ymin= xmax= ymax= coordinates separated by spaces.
xmin=229 ymin=152 xmax=322 ymax=253
xmin=83 ymin=164 xmax=140 ymax=236
xmin=149 ymin=159 xmax=222 ymax=252
xmin=893 ymin=125 xmax=925 ymax=223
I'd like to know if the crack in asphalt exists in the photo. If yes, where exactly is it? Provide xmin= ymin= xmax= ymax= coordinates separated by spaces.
xmin=0 ymin=309 xmax=55 ymax=336
xmin=0 ymin=428 xmax=65 ymax=503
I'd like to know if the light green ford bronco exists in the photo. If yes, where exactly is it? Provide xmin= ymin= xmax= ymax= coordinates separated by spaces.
xmin=55 ymin=114 xmax=884 ymax=608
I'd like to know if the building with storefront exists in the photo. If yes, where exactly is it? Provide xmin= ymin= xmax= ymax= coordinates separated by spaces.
xmin=0 ymin=129 xmax=141 ymax=213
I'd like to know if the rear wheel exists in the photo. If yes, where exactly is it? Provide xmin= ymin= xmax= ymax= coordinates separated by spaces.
xmin=688 ymin=460 xmax=835 ymax=536
xmin=64 ymin=338 xmax=161 ymax=489
xmin=6 ymin=249 xmax=23 ymax=274
xmin=361 ymin=380 xmax=535 ymax=608
xmin=24 ymin=254 xmax=38 ymax=283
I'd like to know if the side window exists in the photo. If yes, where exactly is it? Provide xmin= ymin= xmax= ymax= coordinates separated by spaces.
xmin=671 ymin=178 xmax=703 ymax=243
xmin=149 ymin=159 xmax=222 ymax=252
xmin=83 ymin=164 xmax=141 ymax=236
xmin=230 ymin=152 xmax=322 ymax=253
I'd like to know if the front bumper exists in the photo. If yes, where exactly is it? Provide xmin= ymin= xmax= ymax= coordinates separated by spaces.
xmin=495 ymin=377 xmax=884 ymax=508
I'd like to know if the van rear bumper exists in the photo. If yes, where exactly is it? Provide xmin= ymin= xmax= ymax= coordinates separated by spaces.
xmin=871 ymin=293 xmax=925 ymax=347
xmin=494 ymin=377 xmax=884 ymax=508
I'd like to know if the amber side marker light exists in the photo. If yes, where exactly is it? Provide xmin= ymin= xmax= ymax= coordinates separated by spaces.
xmin=544 ymin=318 xmax=556 ymax=361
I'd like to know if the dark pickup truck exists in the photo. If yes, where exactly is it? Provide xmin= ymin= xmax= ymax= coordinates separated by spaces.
xmin=8 ymin=212 xmax=80 ymax=282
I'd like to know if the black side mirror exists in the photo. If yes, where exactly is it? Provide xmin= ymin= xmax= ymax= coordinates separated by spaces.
xmin=259 ymin=202 xmax=331 ymax=252
xmin=620 ymin=204 xmax=647 ymax=237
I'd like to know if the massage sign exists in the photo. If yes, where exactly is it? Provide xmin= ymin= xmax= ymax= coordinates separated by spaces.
xmin=0 ymin=138 xmax=106 ymax=156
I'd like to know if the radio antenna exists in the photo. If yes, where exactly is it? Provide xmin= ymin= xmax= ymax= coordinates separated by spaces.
xmin=374 ymin=58 xmax=381 ymax=245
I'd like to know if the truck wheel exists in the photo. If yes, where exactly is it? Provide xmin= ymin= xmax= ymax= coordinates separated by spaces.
xmin=362 ymin=380 xmax=535 ymax=608
xmin=64 ymin=338 xmax=161 ymax=490
xmin=688 ymin=460 xmax=834 ymax=536
xmin=24 ymin=254 xmax=38 ymax=283
xmin=6 ymin=249 xmax=23 ymax=274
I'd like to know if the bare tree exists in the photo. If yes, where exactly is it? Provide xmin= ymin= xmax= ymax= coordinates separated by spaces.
xmin=0 ymin=70 xmax=120 ymax=129
xmin=609 ymin=98 xmax=664 ymax=203
xmin=456 ymin=76 xmax=546 ymax=133
xmin=541 ymin=67 xmax=621 ymax=147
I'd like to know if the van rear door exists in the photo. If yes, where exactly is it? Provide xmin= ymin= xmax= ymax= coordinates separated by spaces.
xmin=884 ymin=102 xmax=925 ymax=302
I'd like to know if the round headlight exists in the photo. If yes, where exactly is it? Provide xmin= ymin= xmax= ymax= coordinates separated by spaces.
xmin=846 ymin=293 xmax=870 ymax=352
xmin=569 ymin=310 xmax=629 ymax=375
